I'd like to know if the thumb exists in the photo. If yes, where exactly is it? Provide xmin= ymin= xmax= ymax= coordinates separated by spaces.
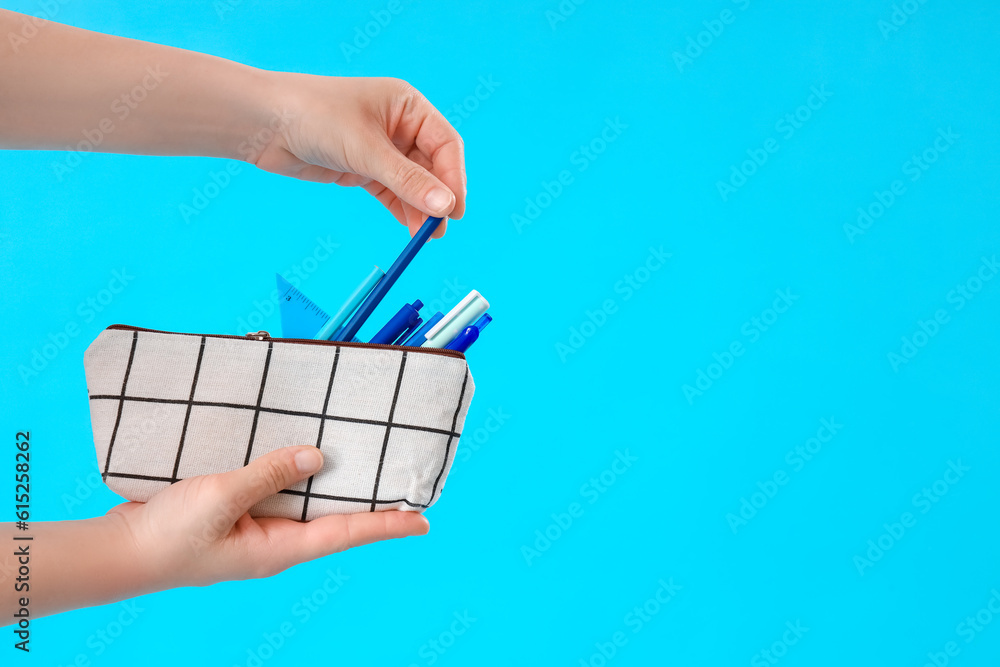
xmin=364 ymin=139 xmax=456 ymax=218
xmin=219 ymin=446 xmax=323 ymax=514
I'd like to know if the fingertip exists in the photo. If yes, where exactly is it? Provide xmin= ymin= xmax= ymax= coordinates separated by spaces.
xmin=408 ymin=512 xmax=431 ymax=537
xmin=391 ymin=510 xmax=430 ymax=537
xmin=292 ymin=446 xmax=324 ymax=474
xmin=424 ymin=187 xmax=455 ymax=217
xmin=430 ymin=218 xmax=448 ymax=240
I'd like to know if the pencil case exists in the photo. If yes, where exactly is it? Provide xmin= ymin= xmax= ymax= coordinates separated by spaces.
xmin=82 ymin=325 xmax=474 ymax=520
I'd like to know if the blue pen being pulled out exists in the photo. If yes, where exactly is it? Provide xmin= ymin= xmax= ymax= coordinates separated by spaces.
xmin=335 ymin=216 xmax=443 ymax=341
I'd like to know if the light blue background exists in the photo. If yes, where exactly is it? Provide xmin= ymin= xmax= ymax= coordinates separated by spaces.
xmin=3 ymin=1 xmax=1000 ymax=665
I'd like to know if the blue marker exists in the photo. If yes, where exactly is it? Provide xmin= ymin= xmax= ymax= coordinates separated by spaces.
xmin=402 ymin=312 xmax=443 ymax=347
xmin=444 ymin=313 xmax=492 ymax=353
xmin=335 ymin=216 xmax=443 ymax=341
xmin=369 ymin=300 xmax=423 ymax=345
xmin=423 ymin=290 xmax=489 ymax=348
xmin=314 ymin=265 xmax=384 ymax=341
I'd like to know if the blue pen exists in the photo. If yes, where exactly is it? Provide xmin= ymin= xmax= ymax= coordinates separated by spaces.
xmin=369 ymin=300 xmax=423 ymax=345
xmin=335 ymin=216 xmax=443 ymax=341
xmin=393 ymin=317 xmax=423 ymax=345
xmin=402 ymin=312 xmax=443 ymax=347
xmin=444 ymin=313 xmax=492 ymax=352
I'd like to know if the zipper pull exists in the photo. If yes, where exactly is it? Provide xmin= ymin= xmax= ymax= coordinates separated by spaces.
xmin=246 ymin=331 xmax=271 ymax=341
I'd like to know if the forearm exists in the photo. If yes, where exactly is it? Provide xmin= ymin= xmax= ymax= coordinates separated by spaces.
xmin=1 ymin=516 xmax=156 ymax=621
xmin=0 ymin=9 xmax=276 ymax=159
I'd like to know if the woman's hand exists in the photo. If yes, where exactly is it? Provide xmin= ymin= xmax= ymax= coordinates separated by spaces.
xmin=254 ymin=75 xmax=466 ymax=238
xmin=0 ymin=11 xmax=466 ymax=237
xmin=107 ymin=446 xmax=429 ymax=589
xmin=4 ymin=446 xmax=427 ymax=621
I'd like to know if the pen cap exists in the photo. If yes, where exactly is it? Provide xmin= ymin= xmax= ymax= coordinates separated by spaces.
xmin=423 ymin=292 xmax=490 ymax=348
xmin=444 ymin=327 xmax=477 ymax=351
xmin=472 ymin=313 xmax=493 ymax=331
xmin=425 ymin=290 xmax=482 ymax=338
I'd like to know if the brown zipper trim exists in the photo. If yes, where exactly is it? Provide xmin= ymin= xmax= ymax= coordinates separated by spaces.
xmin=105 ymin=324 xmax=467 ymax=360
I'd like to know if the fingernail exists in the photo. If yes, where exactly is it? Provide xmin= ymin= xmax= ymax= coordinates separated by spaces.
xmin=295 ymin=448 xmax=323 ymax=473
xmin=410 ymin=515 xmax=430 ymax=536
xmin=424 ymin=187 xmax=453 ymax=214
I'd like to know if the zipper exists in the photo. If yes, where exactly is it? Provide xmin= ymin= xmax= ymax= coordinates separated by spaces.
xmin=105 ymin=324 xmax=466 ymax=360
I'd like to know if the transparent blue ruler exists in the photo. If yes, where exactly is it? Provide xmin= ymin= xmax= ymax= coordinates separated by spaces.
xmin=276 ymin=274 xmax=330 ymax=339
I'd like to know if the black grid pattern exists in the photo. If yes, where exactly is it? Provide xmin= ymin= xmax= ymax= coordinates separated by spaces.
xmin=87 ymin=329 xmax=473 ymax=519
xmin=300 ymin=346 xmax=340 ymax=520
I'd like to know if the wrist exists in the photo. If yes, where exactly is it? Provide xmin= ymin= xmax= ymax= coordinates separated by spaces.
xmin=98 ymin=512 xmax=169 ymax=596
xmin=204 ymin=63 xmax=287 ymax=163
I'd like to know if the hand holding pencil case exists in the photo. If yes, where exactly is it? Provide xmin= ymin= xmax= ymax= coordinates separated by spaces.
xmin=83 ymin=325 xmax=474 ymax=520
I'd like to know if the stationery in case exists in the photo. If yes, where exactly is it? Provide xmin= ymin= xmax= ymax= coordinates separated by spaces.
xmin=83 ymin=325 xmax=474 ymax=520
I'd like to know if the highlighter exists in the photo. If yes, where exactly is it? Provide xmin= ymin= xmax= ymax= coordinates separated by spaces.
xmin=421 ymin=290 xmax=490 ymax=348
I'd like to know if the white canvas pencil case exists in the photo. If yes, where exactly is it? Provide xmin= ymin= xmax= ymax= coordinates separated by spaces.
xmin=83 ymin=325 xmax=474 ymax=520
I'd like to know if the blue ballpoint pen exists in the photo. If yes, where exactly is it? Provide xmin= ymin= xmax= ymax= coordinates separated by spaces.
xmin=369 ymin=300 xmax=423 ymax=344
xmin=393 ymin=317 xmax=423 ymax=345
xmin=402 ymin=312 xmax=443 ymax=347
xmin=444 ymin=313 xmax=492 ymax=352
